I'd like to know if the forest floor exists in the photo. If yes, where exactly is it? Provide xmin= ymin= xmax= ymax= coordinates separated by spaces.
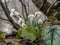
xmin=0 ymin=36 xmax=45 ymax=45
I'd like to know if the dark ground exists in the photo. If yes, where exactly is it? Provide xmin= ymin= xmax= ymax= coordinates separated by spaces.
xmin=0 ymin=36 xmax=45 ymax=45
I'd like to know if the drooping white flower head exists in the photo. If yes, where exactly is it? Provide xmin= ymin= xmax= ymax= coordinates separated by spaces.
xmin=21 ymin=23 xmax=26 ymax=28
xmin=28 ymin=14 xmax=35 ymax=23
xmin=18 ymin=18 xmax=25 ymax=25
xmin=10 ymin=8 xmax=20 ymax=15
xmin=10 ymin=8 xmax=21 ymax=25
xmin=28 ymin=14 xmax=35 ymax=18
xmin=19 ymin=18 xmax=25 ymax=23
xmin=10 ymin=12 xmax=14 ymax=16
xmin=34 ymin=11 xmax=48 ymax=24
xmin=38 ymin=19 xmax=43 ymax=24
xmin=10 ymin=8 xmax=15 ymax=17
xmin=10 ymin=8 xmax=20 ymax=18
xmin=18 ymin=18 xmax=26 ymax=27
xmin=35 ymin=11 xmax=43 ymax=17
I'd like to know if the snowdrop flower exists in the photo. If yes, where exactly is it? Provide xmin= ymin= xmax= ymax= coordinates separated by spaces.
xmin=10 ymin=8 xmax=15 ymax=17
xmin=10 ymin=8 xmax=20 ymax=17
xmin=28 ymin=14 xmax=35 ymax=23
xmin=21 ymin=23 xmax=26 ymax=28
xmin=18 ymin=18 xmax=25 ymax=25
xmin=18 ymin=18 xmax=25 ymax=23
xmin=10 ymin=8 xmax=20 ymax=23
xmin=18 ymin=18 xmax=26 ymax=27
xmin=35 ymin=11 xmax=43 ymax=17
xmin=10 ymin=12 xmax=14 ymax=16
xmin=14 ymin=11 xmax=20 ymax=19
xmin=28 ymin=14 xmax=35 ymax=18
xmin=34 ymin=11 xmax=48 ymax=24
xmin=38 ymin=19 xmax=43 ymax=24
xmin=10 ymin=8 xmax=20 ymax=15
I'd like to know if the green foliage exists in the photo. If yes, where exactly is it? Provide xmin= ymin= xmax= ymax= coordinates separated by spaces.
xmin=16 ymin=21 xmax=42 ymax=41
xmin=42 ymin=24 xmax=60 ymax=45
xmin=0 ymin=32 xmax=5 ymax=39
xmin=36 ymin=24 xmax=42 ymax=40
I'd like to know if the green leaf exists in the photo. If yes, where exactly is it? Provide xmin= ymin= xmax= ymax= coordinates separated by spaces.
xmin=16 ymin=21 xmax=37 ymax=41
xmin=16 ymin=28 xmax=23 ymax=38
xmin=0 ymin=32 xmax=5 ymax=39
xmin=42 ymin=24 xmax=60 ymax=45
xmin=22 ymin=30 xmax=36 ymax=41
xmin=16 ymin=21 xmax=43 ymax=41
xmin=36 ymin=25 xmax=43 ymax=40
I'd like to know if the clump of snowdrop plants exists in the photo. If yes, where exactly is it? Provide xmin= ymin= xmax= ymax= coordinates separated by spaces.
xmin=16 ymin=11 xmax=48 ymax=41
xmin=0 ymin=10 xmax=48 ymax=40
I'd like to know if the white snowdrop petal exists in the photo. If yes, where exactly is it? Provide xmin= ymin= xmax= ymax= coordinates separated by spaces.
xmin=18 ymin=18 xmax=25 ymax=26
xmin=20 ymin=18 xmax=25 ymax=23
xmin=11 ymin=8 xmax=15 ymax=12
xmin=14 ymin=12 xmax=20 ymax=16
xmin=21 ymin=23 xmax=26 ymax=27
xmin=35 ymin=11 xmax=42 ymax=16
xmin=10 ymin=12 xmax=14 ymax=16
xmin=28 ymin=14 xmax=35 ymax=23
xmin=28 ymin=15 xmax=35 ymax=18
xmin=38 ymin=19 xmax=43 ymax=24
